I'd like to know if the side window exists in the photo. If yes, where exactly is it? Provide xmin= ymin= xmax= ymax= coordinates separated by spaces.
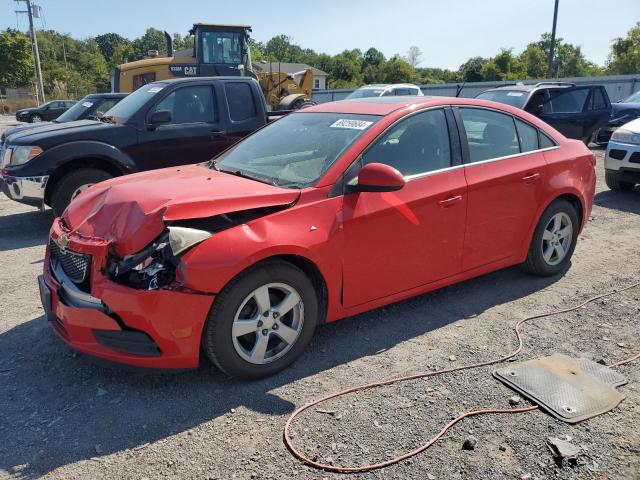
xmin=515 ymin=119 xmax=539 ymax=152
xmin=539 ymin=131 xmax=557 ymax=148
xmin=225 ymin=82 xmax=257 ymax=122
xmin=151 ymin=86 xmax=215 ymax=124
xmin=394 ymin=89 xmax=410 ymax=96
xmin=546 ymin=88 xmax=589 ymax=113
xmin=459 ymin=108 xmax=519 ymax=162
xmin=362 ymin=108 xmax=452 ymax=176
xmin=55 ymin=101 xmax=66 ymax=108
xmin=590 ymin=88 xmax=607 ymax=110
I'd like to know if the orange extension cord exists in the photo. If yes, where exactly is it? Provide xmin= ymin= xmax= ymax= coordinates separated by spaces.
xmin=283 ymin=281 xmax=640 ymax=473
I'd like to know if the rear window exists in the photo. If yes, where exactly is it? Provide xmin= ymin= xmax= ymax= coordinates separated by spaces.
xmin=460 ymin=107 xmax=520 ymax=161
xmin=476 ymin=90 xmax=528 ymax=109
xmin=515 ymin=119 xmax=539 ymax=152
xmin=225 ymin=82 xmax=257 ymax=122
xmin=590 ymin=88 xmax=607 ymax=110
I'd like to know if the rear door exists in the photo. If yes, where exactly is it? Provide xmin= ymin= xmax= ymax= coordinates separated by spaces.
xmin=342 ymin=107 xmax=468 ymax=307
xmin=537 ymin=87 xmax=591 ymax=141
xmin=457 ymin=107 xmax=548 ymax=271
xmin=133 ymin=84 xmax=229 ymax=170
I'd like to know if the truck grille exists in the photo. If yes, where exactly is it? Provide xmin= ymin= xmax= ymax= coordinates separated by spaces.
xmin=49 ymin=237 xmax=91 ymax=284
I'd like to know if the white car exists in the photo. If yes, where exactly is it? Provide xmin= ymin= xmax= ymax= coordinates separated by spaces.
xmin=605 ymin=118 xmax=640 ymax=191
xmin=345 ymin=84 xmax=424 ymax=99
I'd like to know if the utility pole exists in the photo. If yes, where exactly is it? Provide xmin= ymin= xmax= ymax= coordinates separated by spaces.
xmin=15 ymin=0 xmax=45 ymax=103
xmin=547 ymin=0 xmax=560 ymax=78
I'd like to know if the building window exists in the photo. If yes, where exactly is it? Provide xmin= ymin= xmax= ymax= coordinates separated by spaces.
xmin=314 ymin=79 xmax=320 ymax=89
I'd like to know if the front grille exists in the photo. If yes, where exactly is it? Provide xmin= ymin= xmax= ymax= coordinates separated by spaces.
xmin=49 ymin=237 xmax=91 ymax=284
xmin=629 ymin=152 xmax=640 ymax=164
xmin=609 ymin=149 xmax=627 ymax=161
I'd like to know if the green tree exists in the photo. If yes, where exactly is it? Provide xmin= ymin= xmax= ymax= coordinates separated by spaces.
xmin=536 ymin=33 xmax=603 ymax=77
xmin=94 ymin=33 xmax=130 ymax=66
xmin=380 ymin=56 xmax=416 ymax=83
xmin=172 ymin=32 xmax=194 ymax=52
xmin=328 ymin=49 xmax=363 ymax=88
xmin=518 ymin=43 xmax=548 ymax=78
xmin=606 ymin=22 xmax=640 ymax=74
xmin=131 ymin=28 xmax=168 ymax=59
xmin=458 ymin=56 xmax=488 ymax=82
xmin=405 ymin=46 xmax=423 ymax=68
xmin=0 ymin=29 xmax=33 ymax=87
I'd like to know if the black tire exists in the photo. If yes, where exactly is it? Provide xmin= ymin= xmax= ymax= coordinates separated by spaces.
xmin=290 ymin=99 xmax=316 ymax=110
xmin=521 ymin=199 xmax=579 ymax=276
xmin=605 ymin=171 xmax=635 ymax=192
xmin=29 ymin=114 xmax=43 ymax=123
xmin=50 ymin=168 xmax=113 ymax=216
xmin=202 ymin=260 xmax=319 ymax=379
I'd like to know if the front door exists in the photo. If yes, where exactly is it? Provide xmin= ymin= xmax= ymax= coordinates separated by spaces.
xmin=342 ymin=108 xmax=467 ymax=308
xmin=132 ymin=84 xmax=233 ymax=170
xmin=536 ymin=87 xmax=591 ymax=141
xmin=457 ymin=107 xmax=548 ymax=271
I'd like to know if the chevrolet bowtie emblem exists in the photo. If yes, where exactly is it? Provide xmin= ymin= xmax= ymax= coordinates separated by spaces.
xmin=56 ymin=234 xmax=70 ymax=251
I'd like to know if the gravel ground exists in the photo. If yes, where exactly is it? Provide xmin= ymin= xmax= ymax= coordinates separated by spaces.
xmin=0 ymin=121 xmax=639 ymax=479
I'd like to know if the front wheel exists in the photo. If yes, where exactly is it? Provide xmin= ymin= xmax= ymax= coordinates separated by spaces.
xmin=50 ymin=168 xmax=113 ymax=216
xmin=30 ymin=114 xmax=43 ymax=123
xmin=521 ymin=199 xmax=579 ymax=276
xmin=605 ymin=171 xmax=635 ymax=192
xmin=290 ymin=98 xmax=316 ymax=110
xmin=202 ymin=261 xmax=318 ymax=379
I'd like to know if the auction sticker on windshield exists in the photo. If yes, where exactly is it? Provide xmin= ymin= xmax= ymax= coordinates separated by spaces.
xmin=507 ymin=92 xmax=525 ymax=96
xmin=81 ymin=102 xmax=93 ymax=107
xmin=330 ymin=119 xmax=374 ymax=130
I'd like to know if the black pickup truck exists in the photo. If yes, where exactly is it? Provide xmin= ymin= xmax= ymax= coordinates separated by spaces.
xmin=1 ymin=77 xmax=271 ymax=215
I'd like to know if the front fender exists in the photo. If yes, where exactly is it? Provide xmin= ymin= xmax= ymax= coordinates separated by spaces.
xmin=15 ymin=140 xmax=137 ymax=177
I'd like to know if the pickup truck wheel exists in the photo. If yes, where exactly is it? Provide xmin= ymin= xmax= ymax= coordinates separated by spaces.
xmin=50 ymin=168 xmax=113 ymax=216
xmin=605 ymin=171 xmax=635 ymax=192
xmin=521 ymin=199 xmax=579 ymax=276
xmin=202 ymin=260 xmax=318 ymax=379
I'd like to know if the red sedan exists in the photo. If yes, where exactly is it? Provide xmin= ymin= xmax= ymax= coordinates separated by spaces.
xmin=39 ymin=96 xmax=596 ymax=378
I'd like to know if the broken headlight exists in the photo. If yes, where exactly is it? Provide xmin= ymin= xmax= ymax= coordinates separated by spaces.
xmin=106 ymin=227 xmax=211 ymax=290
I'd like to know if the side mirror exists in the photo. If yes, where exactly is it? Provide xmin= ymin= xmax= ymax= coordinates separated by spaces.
xmin=148 ymin=110 xmax=172 ymax=129
xmin=352 ymin=163 xmax=405 ymax=193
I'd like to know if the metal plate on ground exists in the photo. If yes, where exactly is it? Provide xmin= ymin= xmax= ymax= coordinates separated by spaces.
xmin=494 ymin=354 xmax=626 ymax=423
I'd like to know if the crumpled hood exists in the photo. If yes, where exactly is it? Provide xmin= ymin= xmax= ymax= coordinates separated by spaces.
xmin=62 ymin=164 xmax=300 ymax=257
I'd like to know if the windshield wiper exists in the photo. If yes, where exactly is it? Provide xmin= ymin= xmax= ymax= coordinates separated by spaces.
xmin=99 ymin=115 xmax=115 ymax=124
xmin=218 ymin=168 xmax=274 ymax=186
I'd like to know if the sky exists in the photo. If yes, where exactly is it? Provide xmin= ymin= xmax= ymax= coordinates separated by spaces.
xmin=3 ymin=0 xmax=639 ymax=69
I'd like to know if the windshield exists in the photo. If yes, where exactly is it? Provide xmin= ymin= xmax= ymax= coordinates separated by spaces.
xmin=622 ymin=91 xmax=640 ymax=103
xmin=56 ymin=97 xmax=95 ymax=122
xmin=201 ymin=30 xmax=243 ymax=64
xmin=214 ymin=112 xmax=381 ymax=188
xmin=346 ymin=88 xmax=386 ymax=99
xmin=104 ymin=84 xmax=167 ymax=122
xmin=476 ymin=90 xmax=528 ymax=108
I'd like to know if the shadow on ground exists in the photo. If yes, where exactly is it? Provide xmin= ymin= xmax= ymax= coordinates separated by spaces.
xmin=0 ymin=263 xmax=562 ymax=478
xmin=0 ymin=209 xmax=52 ymax=252
xmin=594 ymin=186 xmax=640 ymax=215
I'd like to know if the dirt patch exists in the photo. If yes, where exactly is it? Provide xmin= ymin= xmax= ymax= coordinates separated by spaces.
xmin=0 ymin=146 xmax=638 ymax=480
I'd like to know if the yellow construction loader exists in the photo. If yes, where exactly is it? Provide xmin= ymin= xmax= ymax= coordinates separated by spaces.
xmin=113 ymin=24 xmax=316 ymax=111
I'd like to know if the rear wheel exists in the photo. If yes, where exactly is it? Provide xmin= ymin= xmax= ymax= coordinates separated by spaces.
xmin=50 ymin=168 xmax=113 ymax=216
xmin=202 ymin=261 xmax=318 ymax=379
xmin=521 ymin=199 xmax=579 ymax=276
xmin=605 ymin=171 xmax=635 ymax=192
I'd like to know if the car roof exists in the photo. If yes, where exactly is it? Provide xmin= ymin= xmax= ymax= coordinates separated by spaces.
xmin=483 ymin=82 xmax=578 ymax=93
xmin=303 ymin=95 xmax=560 ymax=119
xmin=356 ymin=83 xmax=419 ymax=90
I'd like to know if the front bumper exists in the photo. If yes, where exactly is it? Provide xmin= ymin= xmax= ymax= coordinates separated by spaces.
xmin=0 ymin=174 xmax=49 ymax=207
xmin=41 ymin=219 xmax=215 ymax=369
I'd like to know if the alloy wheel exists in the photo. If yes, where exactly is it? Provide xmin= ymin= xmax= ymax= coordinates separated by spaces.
xmin=541 ymin=212 xmax=573 ymax=266
xmin=232 ymin=282 xmax=304 ymax=365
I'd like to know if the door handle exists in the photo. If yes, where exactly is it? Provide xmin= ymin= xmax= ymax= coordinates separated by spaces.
xmin=210 ymin=129 xmax=227 ymax=138
xmin=437 ymin=195 xmax=463 ymax=207
xmin=521 ymin=173 xmax=541 ymax=183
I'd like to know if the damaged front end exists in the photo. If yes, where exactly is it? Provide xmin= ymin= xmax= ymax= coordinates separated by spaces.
xmin=104 ymin=206 xmax=290 ymax=291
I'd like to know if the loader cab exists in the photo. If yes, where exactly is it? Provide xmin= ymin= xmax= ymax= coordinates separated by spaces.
xmin=191 ymin=23 xmax=252 ymax=77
